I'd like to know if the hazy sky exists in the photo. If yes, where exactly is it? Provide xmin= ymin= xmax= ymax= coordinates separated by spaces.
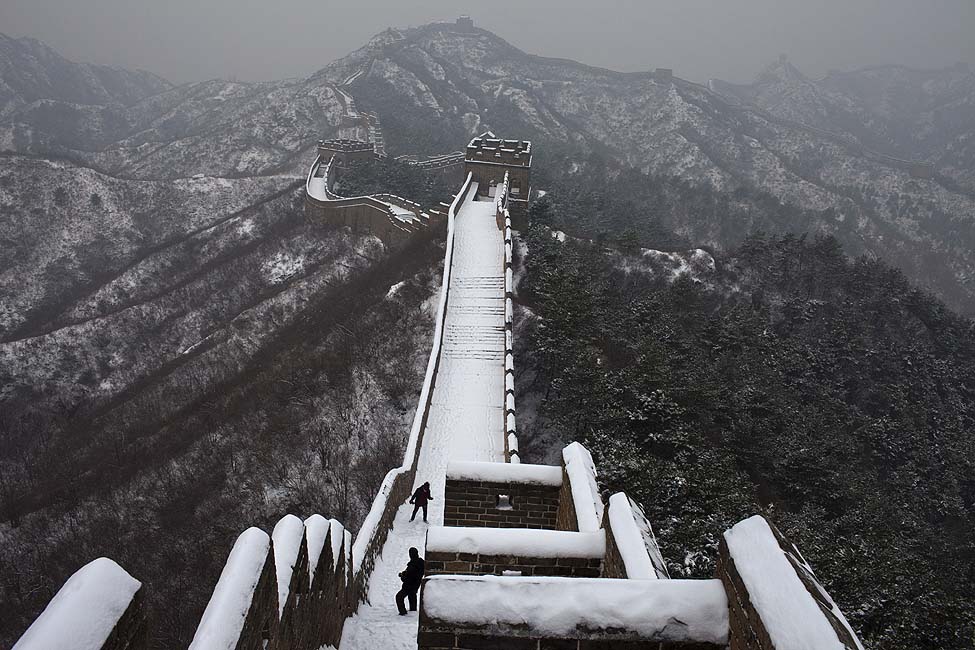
xmin=2 ymin=0 xmax=973 ymax=85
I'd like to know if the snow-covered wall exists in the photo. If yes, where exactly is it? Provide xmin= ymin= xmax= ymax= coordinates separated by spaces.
xmin=604 ymin=492 xmax=670 ymax=580
xmin=189 ymin=528 xmax=276 ymax=650
xmin=442 ymin=466 xmax=562 ymax=529
xmin=446 ymin=460 xmax=562 ymax=486
xmin=502 ymin=204 xmax=519 ymax=463
xmin=419 ymin=575 xmax=729 ymax=647
xmin=717 ymin=515 xmax=864 ymax=650
xmin=350 ymin=172 xmax=474 ymax=580
xmin=304 ymin=153 xmax=432 ymax=246
xmin=13 ymin=558 xmax=145 ymax=650
xmin=557 ymin=442 xmax=604 ymax=533
xmin=301 ymin=516 xmax=354 ymax=648
xmin=426 ymin=527 xmax=604 ymax=579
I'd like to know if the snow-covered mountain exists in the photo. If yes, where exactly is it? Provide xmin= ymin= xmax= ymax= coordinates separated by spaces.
xmin=3 ymin=22 xmax=975 ymax=647
xmin=0 ymin=33 xmax=170 ymax=112
xmin=311 ymin=23 xmax=975 ymax=312
xmin=710 ymin=58 xmax=975 ymax=190
xmin=0 ymin=34 xmax=440 ymax=648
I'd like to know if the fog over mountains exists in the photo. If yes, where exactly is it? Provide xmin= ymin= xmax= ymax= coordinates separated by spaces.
xmin=4 ymin=25 xmax=975 ymax=310
xmin=2 ymin=20 xmax=975 ymax=648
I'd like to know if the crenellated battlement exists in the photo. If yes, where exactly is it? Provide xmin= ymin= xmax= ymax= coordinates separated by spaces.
xmin=464 ymin=131 xmax=533 ymax=222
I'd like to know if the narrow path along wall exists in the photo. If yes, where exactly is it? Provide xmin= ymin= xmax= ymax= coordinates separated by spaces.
xmin=339 ymin=183 xmax=508 ymax=650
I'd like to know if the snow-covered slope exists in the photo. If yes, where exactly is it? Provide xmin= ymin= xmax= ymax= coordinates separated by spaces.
xmin=309 ymin=23 xmax=975 ymax=312
xmin=711 ymin=59 xmax=975 ymax=190
xmin=0 ymin=33 xmax=170 ymax=113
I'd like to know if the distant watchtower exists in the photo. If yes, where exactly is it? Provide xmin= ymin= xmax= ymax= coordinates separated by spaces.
xmin=464 ymin=132 xmax=532 ymax=218
xmin=456 ymin=15 xmax=475 ymax=32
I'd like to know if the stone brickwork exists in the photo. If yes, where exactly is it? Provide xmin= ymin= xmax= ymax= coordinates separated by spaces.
xmin=418 ymin=575 xmax=730 ymax=650
xmin=293 ymin=527 xmax=355 ymax=650
xmin=318 ymin=138 xmax=376 ymax=161
xmin=95 ymin=587 xmax=149 ymax=650
xmin=417 ymin=630 xmax=722 ymax=650
xmin=717 ymin=537 xmax=778 ymax=650
xmin=271 ymin=528 xmax=309 ymax=650
xmin=443 ymin=478 xmax=560 ymax=529
xmin=716 ymin=516 xmax=863 ymax=650
xmin=464 ymin=133 xmax=532 ymax=216
xmin=425 ymin=550 xmax=602 ymax=578
xmin=554 ymin=466 xmax=579 ymax=531
xmin=600 ymin=511 xmax=627 ymax=580
xmin=237 ymin=549 xmax=280 ymax=650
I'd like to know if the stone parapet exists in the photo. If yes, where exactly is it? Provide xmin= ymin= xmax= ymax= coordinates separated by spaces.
xmin=443 ymin=478 xmax=560 ymax=529
xmin=425 ymin=527 xmax=604 ymax=578
xmin=13 ymin=558 xmax=148 ymax=650
xmin=418 ymin=575 xmax=729 ymax=650
xmin=425 ymin=549 xmax=602 ymax=579
xmin=716 ymin=515 xmax=863 ymax=650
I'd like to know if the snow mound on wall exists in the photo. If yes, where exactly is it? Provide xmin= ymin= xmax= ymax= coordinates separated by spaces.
xmin=427 ymin=527 xmax=605 ymax=558
xmin=446 ymin=460 xmax=562 ymax=486
xmin=562 ymin=442 xmax=603 ymax=532
xmin=304 ymin=514 xmax=330 ymax=588
xmin=305 ymin=515 xmax=347 ymax=588
xmin=422 ymin=575 xmax=728 ymax=644
xmin=724 ymin=515 xmax=846 ymax=650
xmin=272 ymin=514 xmax=305 ymax=618
xmin=13 ymin=558 xmax=141 ymax=650
xmin=607 ymin=492 xmax=669 ymax=580
xmin=189 ymin=527 xmax=270 ymax=650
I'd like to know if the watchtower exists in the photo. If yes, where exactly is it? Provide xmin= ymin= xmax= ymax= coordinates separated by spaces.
xmin=456 ymin=15 xmax=475 ymax=32
xmin=464 ymin=131 xmax=532 ymax=218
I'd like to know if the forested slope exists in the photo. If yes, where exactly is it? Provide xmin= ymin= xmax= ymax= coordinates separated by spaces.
xmin=514 ymin=216 xmax=975 ymax=649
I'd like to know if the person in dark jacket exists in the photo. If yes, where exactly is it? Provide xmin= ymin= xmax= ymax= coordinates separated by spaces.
xmin=396 ymin=547 xmax=425 ymax=615
xmin=409 ymin=481 xmax=433 ymax=523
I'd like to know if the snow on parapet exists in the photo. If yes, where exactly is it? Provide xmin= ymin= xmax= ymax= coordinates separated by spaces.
xmin=562 ymin=442 xmax=603 ymax=532
xmin=422 ymin=575 xmax=728 ymax=645
xmin=189 ymin=527 xmax=270 ymax=650
xmin=13 ymin=558 xmax=141 ymax=650
xmin=343 ymin=529 xmax=352 ymax=580
xmin=304 ymin=515 xmax=330 ymax=588
xmin=427 ymin=527 xmax=605 ymax=558
xmin=446 ymin=460 xmax=562 ymax=486
xmin=272 ymin=515 xmax=304 ymax=618
xmin=724 ymin=515 xmax=850 ymax=650
xmin=607 ymin=492 xmax=670 ymax=580
xmin=305 ymin=514 xmax=346 ymax=586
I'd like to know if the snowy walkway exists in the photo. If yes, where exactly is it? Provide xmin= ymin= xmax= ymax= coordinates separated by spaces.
xmin=339 ymin=189 xmax=505 ymax=650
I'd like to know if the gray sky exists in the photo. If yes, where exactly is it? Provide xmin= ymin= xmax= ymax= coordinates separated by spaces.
xmin=2 ymin=0 xmax=973 ymax=84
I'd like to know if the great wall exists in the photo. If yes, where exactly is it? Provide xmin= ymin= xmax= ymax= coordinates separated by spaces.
xmin=14 ymin=25 xmax=866 ymax=650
